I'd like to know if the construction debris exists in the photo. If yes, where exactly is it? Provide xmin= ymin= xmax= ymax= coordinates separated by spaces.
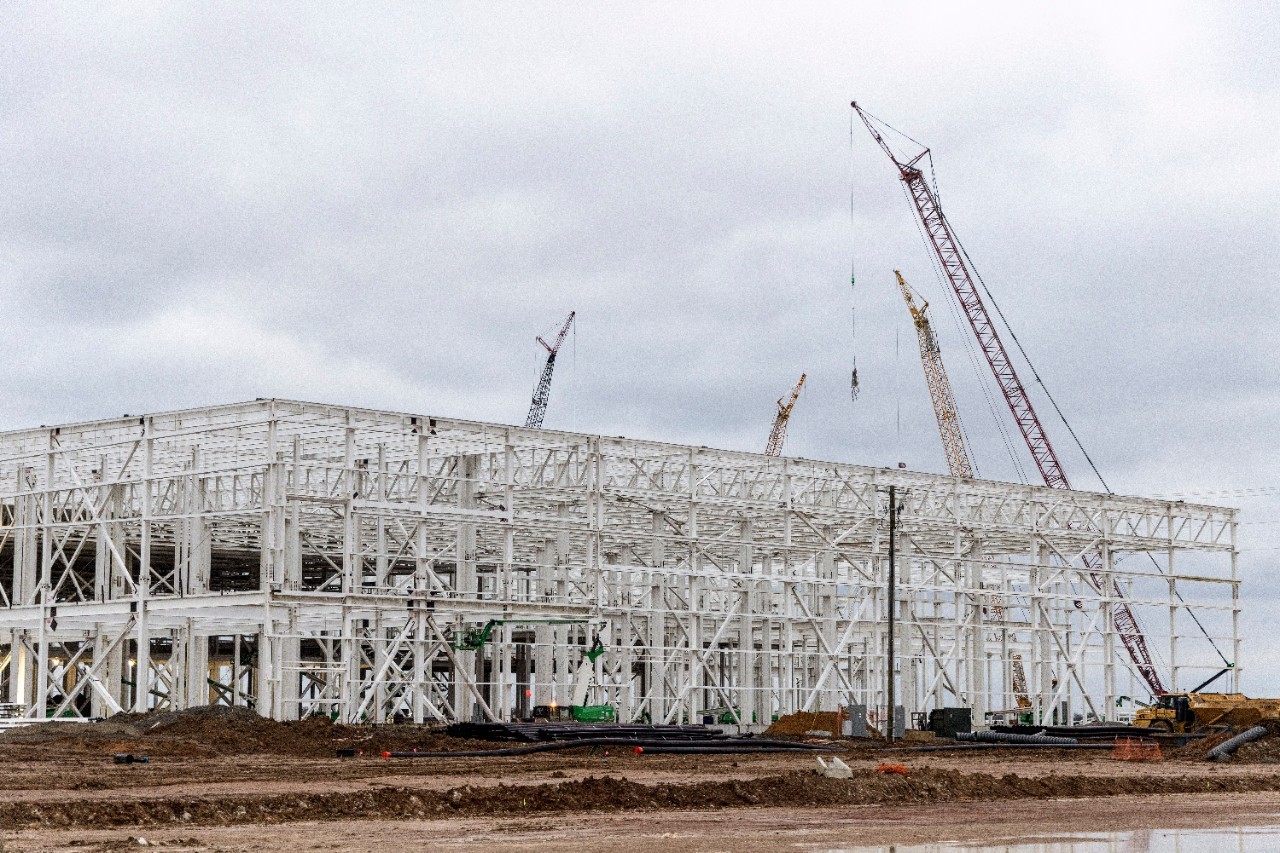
xmin=815 ymin=756 xmax=852 ymax=778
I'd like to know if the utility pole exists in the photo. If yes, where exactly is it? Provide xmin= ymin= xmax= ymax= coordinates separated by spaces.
xmin=887 ymin=484 xmax=896 ymax=743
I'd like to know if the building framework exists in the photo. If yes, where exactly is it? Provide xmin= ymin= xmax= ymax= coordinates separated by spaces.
xmin=0 ymin=400 xmax=1240 ymax=726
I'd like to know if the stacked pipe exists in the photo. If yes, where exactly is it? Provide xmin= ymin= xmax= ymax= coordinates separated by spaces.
xmin=369 ymin=720 xmax=845 ymax=758
xmin=384 ymin=736 xmax=839 ymax=759
xmin=446 ymin=722 xmax=727 ymax=743
xmin=991 ymin=724 xmax=1157 ymax=741
xmin=905 ymin=743 xmax=1111 ymax=753
xmin=956 ymin=730 xmax=1078 ymax=745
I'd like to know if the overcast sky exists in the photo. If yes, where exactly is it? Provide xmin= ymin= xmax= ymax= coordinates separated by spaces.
xmin=2 ymin=3 xmax=1277 ymax=692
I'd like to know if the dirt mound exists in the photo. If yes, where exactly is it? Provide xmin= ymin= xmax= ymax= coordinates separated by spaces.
xmin=4 ymin=766 xmax=1280 ymax=830
xmin=0 ymin=717 xmax=145 ymax=744
xmin=765 ymin=711 xmax=844 ymax=737
xmin=1166 ymin=733 xmax=1230 ymax=760
xmin=134 ymin=703 xmax=262 ymax=731
xmin=0 ymin=706 xmax=478 ymax=758
xmin=1165 ymin=722 xmax=1280 ymax=763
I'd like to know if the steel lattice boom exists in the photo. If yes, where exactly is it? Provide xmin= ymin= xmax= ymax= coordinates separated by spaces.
xmin=895 ymin=271 xmax=973 ymax=480
xmin=524 ymin=311 xmax=575 ymax=429
xmin=764 ymin=373 xmax=806 ymax=457
xmin=897 ymin=270 xmax=1029 ymax=707
xmin=855 ymin=102 xmax=1167 ymax=695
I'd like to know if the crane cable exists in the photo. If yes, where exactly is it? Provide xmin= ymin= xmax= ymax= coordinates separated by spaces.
xmin=864 ymin=98 xmax=1230 ymax=673
xmin=848 ymin=112 xmax=861 ymax=403
xmin=863 ymin=100 xmax=1030 ymax=483
xmin=935 ymin=196 xmax=1230 ymax=669
xmin=900 ymin=178 xmax=1024 ymax=483
xmin=571 ymin=314 xmax=578 ymax=433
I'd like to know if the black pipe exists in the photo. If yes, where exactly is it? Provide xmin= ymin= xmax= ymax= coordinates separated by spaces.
xmin=993 ymin=724 xmax=1157 ymax=740
xmin=447 ymin=722 xmax=728 ymax=743
xmin=957 ymin=730 xmax=1078 ymax=745
xmin=1206 ymin=725 xmax=1267 ymax=762
xmin=379 ymin=737 xmax=839 ymax=759
xmin=894 ymin=743 xmax=1112 ymax=753
xmin=617 ymin=744 xmax=840 ymax=755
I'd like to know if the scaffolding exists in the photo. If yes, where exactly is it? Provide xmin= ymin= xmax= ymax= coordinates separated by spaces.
xmin=0 ymin=399 xmax=1240 ymax=726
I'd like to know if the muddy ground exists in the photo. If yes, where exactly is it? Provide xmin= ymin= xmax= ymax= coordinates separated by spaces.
xmin=1 ymin=708 xmax=1279 ymax=850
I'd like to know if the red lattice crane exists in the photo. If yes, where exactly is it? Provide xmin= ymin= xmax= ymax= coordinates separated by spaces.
xmin=854 ymin=101 xmax=1166 ymax=696
xmin=524 ymin=311 xmax=575 ymax=429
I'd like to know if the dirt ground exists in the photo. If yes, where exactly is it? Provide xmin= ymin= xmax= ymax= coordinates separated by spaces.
xmin=2 ymin=708 xmax=1280 ymax=851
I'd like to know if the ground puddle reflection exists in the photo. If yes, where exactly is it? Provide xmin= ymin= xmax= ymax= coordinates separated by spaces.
xmin=829 ymin=823 xmax=1280 ymax=852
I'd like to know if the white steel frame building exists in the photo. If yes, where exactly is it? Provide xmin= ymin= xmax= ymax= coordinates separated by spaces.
xmin=0 ymin=400 xmax=1240 ymax=726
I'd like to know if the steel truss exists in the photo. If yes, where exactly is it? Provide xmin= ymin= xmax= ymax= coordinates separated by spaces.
xmin=0 ymin=400 xmax=1240 ymax=727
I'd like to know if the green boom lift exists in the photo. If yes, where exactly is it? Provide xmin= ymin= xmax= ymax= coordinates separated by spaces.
xmin=450 ymin=619 xmax=613 ymax=722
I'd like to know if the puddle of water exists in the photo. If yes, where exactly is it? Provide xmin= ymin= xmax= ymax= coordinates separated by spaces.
xmin=825 ymin=824 xmax=1280 ymax=852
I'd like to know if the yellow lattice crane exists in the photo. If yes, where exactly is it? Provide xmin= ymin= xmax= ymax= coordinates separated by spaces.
xmin=895 ymin=271 xmax=973 ymax=479
xmin=896 ymin=270 xmax=1030 ymax=710
xmin=764 ymin=373 xmax=806 ymax=457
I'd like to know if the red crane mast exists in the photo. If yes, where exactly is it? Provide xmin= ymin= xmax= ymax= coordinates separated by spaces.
xmin=852 ymin=102 xmax=1166 ymax=696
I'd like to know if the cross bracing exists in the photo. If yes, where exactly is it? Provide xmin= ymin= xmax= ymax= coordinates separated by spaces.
xmin=0 ymin=399 xmax=1239 ymax=727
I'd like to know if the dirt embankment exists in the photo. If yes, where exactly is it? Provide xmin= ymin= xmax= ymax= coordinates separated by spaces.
xmin=0 ymin=706 xmax=492 ymax=759
xmin=6 ymin=706 xmax=1280 ymax=833
xmin=13 ymin=706 xmax=1280 ymax=765
xmin=5 ymin=766 xmax=1280 ymax=831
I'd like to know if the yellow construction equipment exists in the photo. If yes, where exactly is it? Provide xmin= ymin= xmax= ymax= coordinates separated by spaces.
xmin=1134 ymin=692 xmax=1280 ymax=733
xmin=764 ymin=373 xmax=806 ymax=457
xmin=895 ymin=271 xmax=972 ymax=479
xmin=896 ymin=270 xmax=1029 ymax=711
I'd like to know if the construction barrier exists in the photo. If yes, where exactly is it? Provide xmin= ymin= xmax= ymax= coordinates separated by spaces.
xmin=1110 ymin=737 xmax=1162 ymax=761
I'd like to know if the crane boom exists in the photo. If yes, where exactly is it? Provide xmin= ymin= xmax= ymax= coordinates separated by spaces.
xmin=765 ymin=373 xmax=806 ymax=457
xmin=896 ymin=271 xmax=973 ymax=480
xmin=524 ymin=311 xmax=575 ymax=430
xmin=898 ymin=269 xmax=1029 ymax=708
xmin=854 ymin=104 xmax=1067 ymax=489
xmin=856 ymin=102 xmax=1166 ymax=696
